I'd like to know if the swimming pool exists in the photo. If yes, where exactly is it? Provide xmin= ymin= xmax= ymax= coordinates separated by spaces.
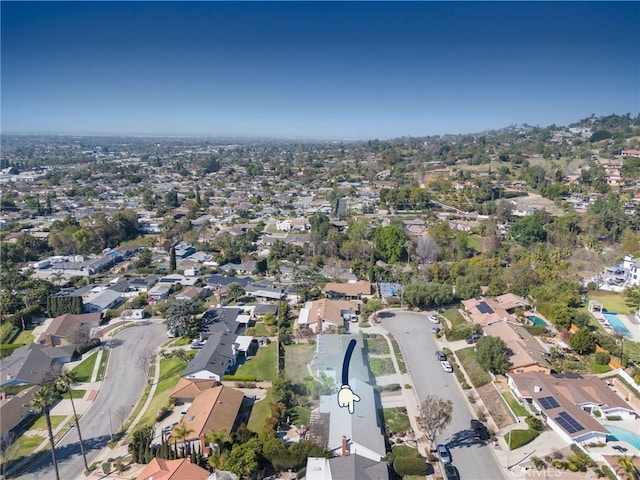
xmin=605 ymin=424 xmax=640 ymax=449
xmin=602 ymin=312 xmax=633 ymax=338
xmin=528 ymin=315 xmax=548 ymax=326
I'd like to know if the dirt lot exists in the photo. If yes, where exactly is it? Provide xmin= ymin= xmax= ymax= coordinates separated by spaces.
xmin=284 ymin=342 xmax=316 ymax=383
xmin=476 ymin=384 xmax=514 ymax=429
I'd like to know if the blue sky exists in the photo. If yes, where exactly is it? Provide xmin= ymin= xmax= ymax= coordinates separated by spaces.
xmin=2 ymin=2 xmax=639 ymax=139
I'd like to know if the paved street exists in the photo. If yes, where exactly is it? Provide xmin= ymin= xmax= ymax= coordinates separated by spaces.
xmin=20 ymin=322 xmax=168 ymax=480
xmin=381 ymin=311 xmax=506 ymax=480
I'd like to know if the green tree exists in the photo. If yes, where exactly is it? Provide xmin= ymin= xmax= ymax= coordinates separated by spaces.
xmin=569 ymin=327 xmax=596 ymax=354
xmin=476 ymin=336 xmax=510 ymax=374
xmin=226 ymin=282 xmax=246 ymax=303
xmin=374 ymin=225 xmax=407 ymax=263
xmin=403 ymin=282 xmax=454 ymax=310
xmin=165 ymin=299 xmax=202 ymax=337
xmin=510 ymin=213 xmax=547 ymax=246
xmin=173 ymin=420 xmax=194 ymax=451
xmin=223 ymin=437 xmax=261 ymax=479
xmin=31 ymin=383 xmax=62 ymax=480
xmin=169 ymin=247 xmax=177 ymax=273
xmin=128 ymin=425 xmax=154 ymax=463
xmin=55 ymin=371 xmax=89 ymax=472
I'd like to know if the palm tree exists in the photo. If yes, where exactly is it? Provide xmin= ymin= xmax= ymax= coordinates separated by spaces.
xmin=617 ymin=455 xmax=640 ymax=480
xmin=31 ymin=383 xmax=62 ymax=480
xmin=226 ymin=282 xmax=245 ymax=303
xmin=55 ymin=370 xmax=89 ymax=473
xmin=172 ymin=420 xmax=194 ymax=454
xmin=206 ymin=429 xmax=232 ymax=471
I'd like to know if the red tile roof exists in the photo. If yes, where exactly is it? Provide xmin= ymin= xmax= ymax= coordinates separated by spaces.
xmin=135 ymin=457 xmax=210 ymax=480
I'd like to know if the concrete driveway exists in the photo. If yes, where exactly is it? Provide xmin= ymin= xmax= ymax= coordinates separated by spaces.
xmin=21 ymin=322 xmax=168 ymax=480
xmin=381 ymin=311 xmax=506 ymax=480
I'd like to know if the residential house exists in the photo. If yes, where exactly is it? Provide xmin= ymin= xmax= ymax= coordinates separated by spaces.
xmin=461 ymin=294 xmax=530 ymax=327
xmin=83 ymin=289 xmax=123 ymax=313
xmin=219 ymin=260 xmax=257 ymax=275
xmin=147 ymin=283 xmax=172 ymax=303
xmin=135 ymin=457 xmax=211 ymax=480
xmin=169 ymin=378 xmax=217 ymax=404
xmin=1 ymin=344 xmax=76 ymax=387
xmin=182 ymin=330 xmax=239 ymax=381
xmin=206 ymin=274 xmax=253 ymax=290
xmin=175 ymin=286 xmax=209 ymax=301
xmin=306 ymin=454 xmax=390 ymax=480
xmin=128 ymin=275 xmax=159 ymax=293
xmin=172 ymin=385 xmax=244 ymax=448
xmin=1 ymin=385 xmax=38 ymax=450
xmin=253 ymin=303 xmax=278 ymax=319
xmin=482 ymin=321 xmax=551 ymax=374
xmin=37 ymin=312 xmax=102 ymax=347
xmin=323 ymin=280 xmax=372 ymax=301
xmin=245 ymin=281 xmax=284 ymax=302
xmin=297 ymin=299 xmax=360 ymax=334
xmin=307 ymin=334 xmax=387 ymax=465
xmin=508 ymin=371 xmax=638 ymax=445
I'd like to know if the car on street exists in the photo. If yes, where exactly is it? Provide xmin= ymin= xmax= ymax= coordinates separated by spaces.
xmin=470 ymin=419 xmax=490 ymax=440
xmin=435 ymin=350 xmax=447 ymax=361
xmin=428 ymin=315 xmax=440 ymax=324
xmin=466 ymin=333 xmax=482 ymax=344
xmin=444 ymin=464 xmax=460 ymax=480
xmin=441 ymin=361 xmax=453 ymax=373
xmin=431 ymin=326 xmax=441 ymax=334
xmin=437 ymin=444 xmax=452 ymax=464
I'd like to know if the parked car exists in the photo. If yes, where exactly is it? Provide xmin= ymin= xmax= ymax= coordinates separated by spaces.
xmin=431 ymin=326 xmax=441 ymax=334
xmin=428 ymin=315 xmax=440 ymax=324
xmin=444 ymin=463 xmax=460 ymax=480
xmin=437 ymin=444 xmax=451 ymax=464
xmin=466 ymin=333 xmax=482 ymax=344
xmin=435 ymin=350 xmax=447 ymax=361
xmin=470 ymin=419 xmax=490 ymax=440
xmin=441 ymin=361 xmax=453 ymax=373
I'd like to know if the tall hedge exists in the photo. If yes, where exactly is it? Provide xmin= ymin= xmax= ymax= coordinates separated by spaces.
xmin=393 ymin=456 xmax=427 ymax=476
xmin=47 ymin=295 xmax=84 ymax=317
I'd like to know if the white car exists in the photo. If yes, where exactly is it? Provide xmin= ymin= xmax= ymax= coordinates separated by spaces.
xmin=429 ymin=315 xmax=440 ymax=324
xmin=441 ymin=361 xmax=453 ymax=373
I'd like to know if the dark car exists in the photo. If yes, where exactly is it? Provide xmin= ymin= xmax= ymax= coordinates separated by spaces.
xmin=435 ymin=350 xmax=447 ymax=361
xmin=444 ymin=463 xmax=460 ymax=480
xmin=470 ymin=419 xmax=490 ymax=440
xmin=465 ymin=333 xmax=482 ymax=344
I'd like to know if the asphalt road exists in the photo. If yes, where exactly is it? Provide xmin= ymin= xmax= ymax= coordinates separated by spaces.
xmin=22 ymin=322 xmax=168 ymax=480
xmin=381 ymin=311 xmax=505 ymax=480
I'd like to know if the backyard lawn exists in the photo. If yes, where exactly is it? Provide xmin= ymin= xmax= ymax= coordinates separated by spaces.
xmin=14 ymin=329 xmax=35 ymax=344
xmin=284 ymin=343 xmax=315 ymax=383
xmin=455 ymin=347 xmax=492 ymax=388
xmin=233 ymin=342 xmax=277 ymax=382
xmin=248 ymin=389 xmax=273 ymax=432
xmin=70 ymin=352 xmax=98 ymax=382
xmin=588 ymin=292 xmax=634 ymax=315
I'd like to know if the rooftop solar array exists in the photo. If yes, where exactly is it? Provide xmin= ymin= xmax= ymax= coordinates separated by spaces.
xmin=555 ymin=411 xmax=584 ymax=434
xmin=477 ymin=301 xmax=495 ymax=314
xmin=538 ymin=396 xmax=560 ymax=410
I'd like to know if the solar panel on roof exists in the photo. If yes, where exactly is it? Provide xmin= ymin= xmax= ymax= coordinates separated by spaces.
xmin=477 ymin=301 xmax=495 ymax=314
xmin=538 ymin=396 xmax=560 ymax=409
xmin=555 ymin=412 xmax=584 ymax=434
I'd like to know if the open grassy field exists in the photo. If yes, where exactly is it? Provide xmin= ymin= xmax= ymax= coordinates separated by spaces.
xmin=70 ymin=352 xmax=98 ymax=382
xmin=588 ymin=291 xmax=634 ymax=315
xmin=455 ymin=347 xmax=491 ymax=388
xmin=284 ymin=343 xmax=315 ymax=383
xmin=234 ymin=342 xmax=277 ymax=382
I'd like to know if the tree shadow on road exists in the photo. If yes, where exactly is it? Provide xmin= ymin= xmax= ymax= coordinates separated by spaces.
xmin=445 ymin=428 xmax=487 ymax=450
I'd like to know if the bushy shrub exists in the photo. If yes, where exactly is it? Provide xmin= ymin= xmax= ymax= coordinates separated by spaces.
xmin=525 ymin=416 xmax=544 ymax=431
xmin=393 ymin=456 xmax=427 ymax=476
xmin=594 ymin=352 xmax=610 ymax=365
xmin=76 ymin=338 xmax=101 ymax=355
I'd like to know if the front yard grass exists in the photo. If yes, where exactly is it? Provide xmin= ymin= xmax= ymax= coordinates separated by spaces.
xmin=233 ymin=342 xmax=277 ymax=382
xmin=135 ymin=358 xmax=184 ymax=430
xmin=442 ymin=308 xmax=466 ymax=329
xmin=0 ymin=433 xmax=45 ymax=465
xmin=365 ymin=335 xmax=390 ymax=355
xmin=383 ymin=408 xmax=411 ymax=435
xmin=502 ymin=390 xmax=529 ymax=417
xmin=69 ymin=389 xmax=86 ymax=399
xmin=70 ymin=352 xmax=98 ymax=382
xmin=369 ymin=357 xmax=396 ymax=377
xmin=96 ymin=350 xmax=109 ymax=381
xmin=389 ymin=337 xmax=407 ymax=374
xmin=508 ymin=428 xmax=540 ymax=450
xmin=455 ymin=347 xmax=491 ymax=388
xmin=392 ymin=444 xmax=421 ymax=458
xmin=32 ymin=414 xmax=66 ymax=431
xmin=590 ymin=362 xmax=612 ymax=374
